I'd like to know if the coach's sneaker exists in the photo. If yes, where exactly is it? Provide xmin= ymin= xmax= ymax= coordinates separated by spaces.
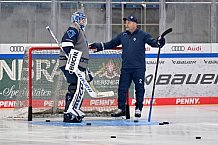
xmin=135 ymin=109 xmax=142 ymax=118
xmin=111 ymin=109 xmax=126 ymax=117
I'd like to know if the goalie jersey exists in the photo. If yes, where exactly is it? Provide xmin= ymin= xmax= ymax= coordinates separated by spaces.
xmin=59 ymin=24 xmax=89 ymax=70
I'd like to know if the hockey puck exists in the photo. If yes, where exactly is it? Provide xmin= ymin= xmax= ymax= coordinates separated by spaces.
xmin=163 ymin=121 xmax=169 ymax=124
xmin=159 ymin=122 xmax=164 ymax=125
xmin=86 ymin=123 xmax=91 ymax=126
xmin=134 ymin=120 xmax=139 ymax=123
xmin=45 ymin=120 xmax=50 ymax=122
xmin=196 ymin=136 xmax=201 ymax=139
xmin=111 ymin=135 xmax=116 ymax=138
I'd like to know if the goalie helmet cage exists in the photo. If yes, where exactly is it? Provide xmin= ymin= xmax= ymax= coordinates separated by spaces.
xmin=14 ymin=46 xmax=129 ymax=121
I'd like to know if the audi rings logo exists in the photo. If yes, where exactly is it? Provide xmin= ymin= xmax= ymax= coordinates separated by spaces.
xmin=10 ymin=46 xmax=25 ymax=52
xmin=171 ymin=46 xmax=185 ymax=51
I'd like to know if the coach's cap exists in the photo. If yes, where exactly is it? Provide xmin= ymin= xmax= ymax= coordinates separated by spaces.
xmin=123 ymin=15 xmax=137 ymax=23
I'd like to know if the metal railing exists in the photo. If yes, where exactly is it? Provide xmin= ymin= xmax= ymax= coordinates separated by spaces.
xmin=0 ymin=0 xmax=217 ymax=43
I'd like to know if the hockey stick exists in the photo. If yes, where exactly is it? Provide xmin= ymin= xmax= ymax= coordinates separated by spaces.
xmin=88 ymin=81 xmax=115 ymax=98
xmin=160 ymin=28 xmax=172 ymax=38
xmin=46 ymin=26 xmax=97 ymax=98
xmin=148 ymin=28 xmax=172 ymax=122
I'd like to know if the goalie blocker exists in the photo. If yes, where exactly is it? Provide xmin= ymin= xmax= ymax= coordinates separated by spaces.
xmin=65 ymin=49 xmax=82 ymax=74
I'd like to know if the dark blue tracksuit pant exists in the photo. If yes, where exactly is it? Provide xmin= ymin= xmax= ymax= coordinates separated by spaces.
xmin=118 ymin=68 xmax=145 ymax=111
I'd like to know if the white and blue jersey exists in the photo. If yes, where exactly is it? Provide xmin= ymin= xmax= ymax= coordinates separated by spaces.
xmin=59 ymin=25 xmax=89 ymax=70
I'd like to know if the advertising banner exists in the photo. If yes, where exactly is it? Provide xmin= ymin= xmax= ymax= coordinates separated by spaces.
xmin=0 ymin=43 xmax=218 ymax=109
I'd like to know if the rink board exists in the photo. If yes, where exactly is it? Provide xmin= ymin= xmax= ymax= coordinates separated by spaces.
xmin=0 ymin=43 xmax=218 ymax=109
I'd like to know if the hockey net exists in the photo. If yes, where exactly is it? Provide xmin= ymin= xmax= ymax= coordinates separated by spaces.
xmin=13 ymin=46 xmax=123 ymax=120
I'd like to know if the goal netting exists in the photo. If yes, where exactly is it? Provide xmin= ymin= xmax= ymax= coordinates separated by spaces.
xmin=13 ymin=46 xmax=123 ymax=120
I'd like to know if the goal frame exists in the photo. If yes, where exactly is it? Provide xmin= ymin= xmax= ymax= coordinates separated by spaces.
xmin=28 ymin=46 xmax=60 ymax=121
xmin=25 ymin=46 xmax=130 ymax=121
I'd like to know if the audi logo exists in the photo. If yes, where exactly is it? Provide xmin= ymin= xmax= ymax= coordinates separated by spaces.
xmin=171 ymin=46 xmax=185 ymax=51
xmin=10 ymin=46 xmax=25 ymax=52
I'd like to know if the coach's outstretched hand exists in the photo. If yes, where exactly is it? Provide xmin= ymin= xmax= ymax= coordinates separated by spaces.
xmin=89 ymin=43 xmax=103 ymax=52
xmin=157 ymin=37 xmax=165 ymax=48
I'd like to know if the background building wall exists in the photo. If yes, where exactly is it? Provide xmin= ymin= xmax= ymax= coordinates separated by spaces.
xmin=0 ymin=0 xmax=217 ymax=44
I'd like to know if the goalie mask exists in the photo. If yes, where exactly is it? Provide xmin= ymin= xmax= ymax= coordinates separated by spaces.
xmin=71 ymin=11 xmax=87 ymax=31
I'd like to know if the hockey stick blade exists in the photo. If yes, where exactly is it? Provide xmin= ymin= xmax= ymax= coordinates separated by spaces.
xmin=161 ymin=28 xmax=172 ymax=38
xmin=97 ymin=91 xmax=114 ymax=98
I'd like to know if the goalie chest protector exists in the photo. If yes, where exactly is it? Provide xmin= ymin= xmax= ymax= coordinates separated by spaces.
xmin=59 ymin=25 xmax=89 ymax=69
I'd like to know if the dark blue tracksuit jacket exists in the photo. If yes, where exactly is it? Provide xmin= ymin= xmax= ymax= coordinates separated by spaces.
xmin=103 ymin=28 xmax=159 ymax=110
xmin=104 ymin=28 xmax=159 ymax=69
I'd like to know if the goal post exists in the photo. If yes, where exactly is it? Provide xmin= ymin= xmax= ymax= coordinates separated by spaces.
xmin=28 ymin=46 xmax=60 ymax=121
xmin=14 ymin=46 xmax=129 ymax=121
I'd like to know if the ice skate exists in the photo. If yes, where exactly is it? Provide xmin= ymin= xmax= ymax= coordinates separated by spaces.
xmin=134 ymin=109 xmax=141 ymax=121
xmin=111 ymin=109 xmax=126 ymax=119
xmin=63 ymin=113 xmax=83 ymax=123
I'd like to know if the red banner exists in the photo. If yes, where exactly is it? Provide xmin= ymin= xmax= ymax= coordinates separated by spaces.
xmin=1 ymin=97 xmax=218 ymax=108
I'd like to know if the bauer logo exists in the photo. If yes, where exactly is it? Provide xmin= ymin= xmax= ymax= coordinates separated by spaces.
xmin=10 ymin=46 xmax=25 ymax=52
xmin=171 ymin=46 xmax=185 ymax=51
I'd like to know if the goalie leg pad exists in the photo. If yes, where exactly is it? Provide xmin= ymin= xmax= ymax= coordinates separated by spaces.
xmin=64 ymin=92 xmax=73 ymax=112
xmin=64 ymin=83 xmax=77 ymax=112
xmin=66 ymin=72 xmax=86 ymax=116
xmin=74 ymin=109 xmax=85 ymax=117
xmin=71 ymin=71 xmax=86 ymax=110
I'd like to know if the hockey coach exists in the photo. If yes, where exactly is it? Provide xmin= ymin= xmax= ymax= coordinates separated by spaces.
xmin=90 ymin=15 xmax=165 ymax=118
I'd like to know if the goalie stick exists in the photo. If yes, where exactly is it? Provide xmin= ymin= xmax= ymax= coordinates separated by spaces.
xmin=148 ymin=28 xmax=172 ymax=122
xmin=46 ymin=26 xmax=97 ymax=98
xmin=88 ymin=80 xmax=115 ymax=98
